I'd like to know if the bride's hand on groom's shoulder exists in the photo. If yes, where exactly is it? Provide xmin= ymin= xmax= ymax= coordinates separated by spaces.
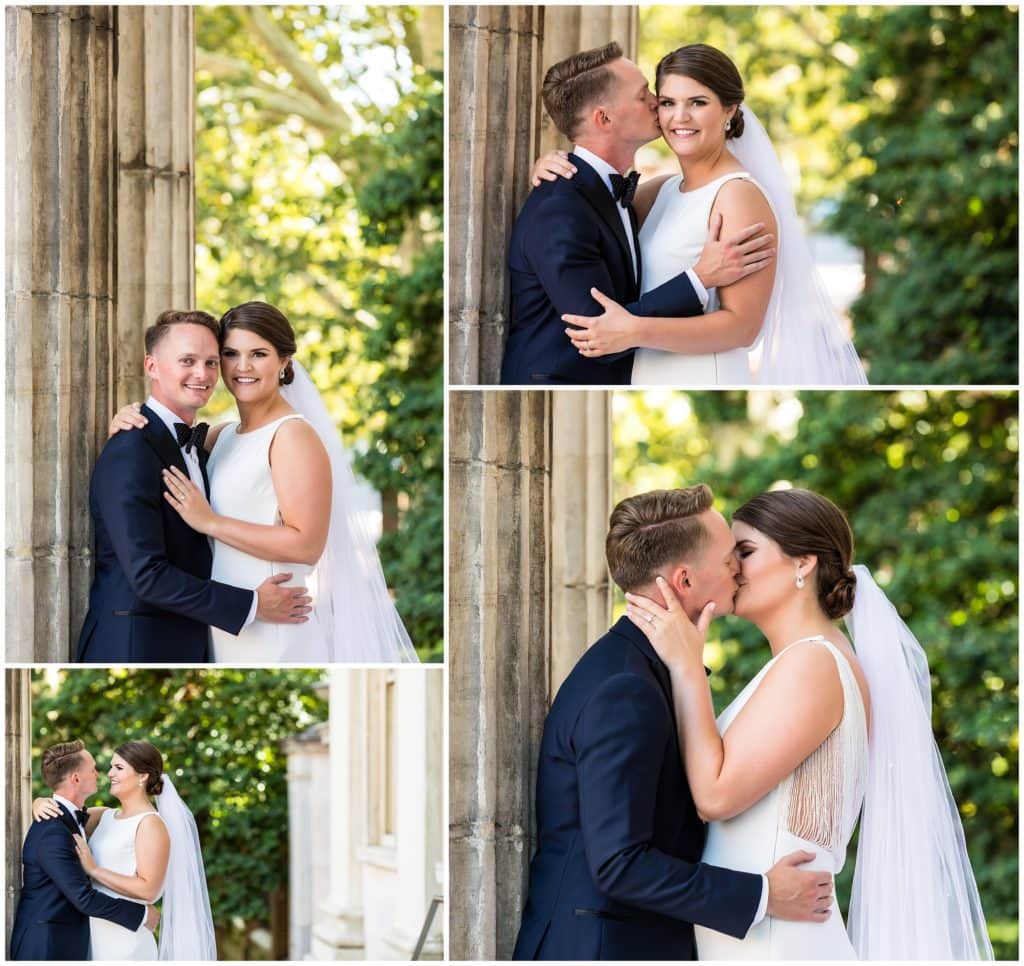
xmin=32 ymin=797 xmax=61 ymax=822
xmin=625 ymin=576 xmax=713 ymax=670
xmin=109 ymin=401 xmax=147 ymax=437
xmin=531 ymin=149 xmax=576 ymax=187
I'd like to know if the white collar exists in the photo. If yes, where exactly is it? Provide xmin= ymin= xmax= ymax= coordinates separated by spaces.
xmin=53 ymin=794 xmax=83 ymax=822
xmin=146 ymin=396 xmax=196 ymax=441
xmin=572 ymin=144 xmax=632 ymax=197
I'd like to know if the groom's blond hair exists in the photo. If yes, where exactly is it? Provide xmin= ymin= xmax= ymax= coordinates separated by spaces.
xmin=606 ymin=485 xmax=714 ymax=591
xmin=41 ymin=739 xmax=87 ymax=789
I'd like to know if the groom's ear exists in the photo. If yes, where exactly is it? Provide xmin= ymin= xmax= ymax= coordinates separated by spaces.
xmin=664 ymin=563 xmax=692 ymax=603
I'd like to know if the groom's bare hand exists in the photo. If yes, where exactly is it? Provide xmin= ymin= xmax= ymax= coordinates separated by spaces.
xmin=692 ymin=213 xmax=774 ymax=290
xmin=256 ymin=573 xmax=312 ymax=624
xmin=766 ymin=850 xmax=833 ymax=922
xmin=144 ymin=904 xmax=160 ymax=932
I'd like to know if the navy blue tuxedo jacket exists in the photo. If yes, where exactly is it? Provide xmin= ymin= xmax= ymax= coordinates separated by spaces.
xmin=502 ymin=154 xmax=705 ymax=385
xmin=10 ymin=803 xmax=146 ymax=960
xmin=76 ymin=405 xmax=253 ymax=663
xmin=513 ymin=617 xmax=763 ymax=961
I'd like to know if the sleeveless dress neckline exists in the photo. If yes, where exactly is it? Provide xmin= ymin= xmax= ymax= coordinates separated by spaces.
xmin=233 ymin=411 xmax=303 ymax=437
xmin=677 ymin=169 xmax=752 ymax=196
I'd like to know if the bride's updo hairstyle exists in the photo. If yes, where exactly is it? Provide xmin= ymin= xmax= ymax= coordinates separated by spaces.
xmin=656 ymin=44 xmax=746 ymax=139
xmin=115 ymin=740 xmax=165 ymax=796
xmin=733 ymin=488 xmax=856 ymax=619
xmin=219 ymin=301 xmax=298 ymax=386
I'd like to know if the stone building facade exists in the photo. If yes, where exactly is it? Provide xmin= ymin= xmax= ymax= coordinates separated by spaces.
xmin=448 ymin=6 xmax=638 ymax=384
xmin=285 ymin=667 xmax=445 ymax=960
xmin=448 ymin=390 xmax=614 ymax=959
xmin=5 ymin=6 xmax=195 ymax=661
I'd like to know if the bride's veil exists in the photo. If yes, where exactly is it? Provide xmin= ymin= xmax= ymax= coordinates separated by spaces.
xmin=280 ymin=360 xmax=419 ymax=663
xmin=156 ymin=773 xmax=217 ymax=960
xmin=845 ymin=565 xmax=993 ymax=959
xmin=728 ymin=106 xmax=868 ymax=385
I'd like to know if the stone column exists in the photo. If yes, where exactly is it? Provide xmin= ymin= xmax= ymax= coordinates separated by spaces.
xmin=312 ymin=670 xmax=366 ymax=960
xmin=449 ymin=390 xmax=551 ymax=960
xmin=4 ymin=6 xmax=195 ymax=661
xmin=538 ymin=7 xmax=639 ymax=156
xmin=549 ymin=392 xmax=613 ymax=693
xmin=449 ymin=390 xmax=614 ymax=959
xmin=448 ymin=5 xmax=544 ymax=384
xmin=5 ymin=669 xmax=31 ymax=954
xmin=447 ymin=5 xmax=639 ymax=384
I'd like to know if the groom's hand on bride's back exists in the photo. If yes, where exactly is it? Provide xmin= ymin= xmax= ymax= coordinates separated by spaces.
xmin=692 ymin=213 xmax=775 ymax=291
xmin=256 ymin=573 xmax=313 ymax=624
xmin=766 ymin=850 xmax=833 ymax=922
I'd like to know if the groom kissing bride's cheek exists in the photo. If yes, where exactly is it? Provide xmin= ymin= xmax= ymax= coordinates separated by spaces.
xmin=514 ymin=484 xmax=991 ymax=961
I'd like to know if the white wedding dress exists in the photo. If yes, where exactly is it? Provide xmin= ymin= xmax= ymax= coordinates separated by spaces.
xmin=88 ymin=809 xmax=164 ymax=960
xmin=631 ymin=172 xmax=759 ymax=386
xmin=207 ymin=413 xmax=327 ymax=662
xmin=696 ymin=636 xmax=868 ymax=960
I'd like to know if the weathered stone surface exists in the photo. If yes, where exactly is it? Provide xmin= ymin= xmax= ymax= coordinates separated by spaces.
xmin=5 ymin=669 xmax=31 ymax=953
xmin=449 ymin=389 xmax=613 ymax=959
xmin=4 ymin=6 xmax=194 ymax=660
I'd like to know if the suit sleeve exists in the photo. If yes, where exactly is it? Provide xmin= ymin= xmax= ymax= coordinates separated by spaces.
xmin=523 ymin=197 xmax=704 ymax=365
xmin=575 ymin=673 xmax=763 ymax=938
xmin=36 ymin=826 xmax=146 ymax=931
xmin=93 ymin=439 xmax=253 ymax=634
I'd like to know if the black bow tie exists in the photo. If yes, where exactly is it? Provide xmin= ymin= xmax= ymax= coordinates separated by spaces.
xmin=174 ymin=422 xmax=209 ymax=454
xmin=610 ymin=171 xmax=640 ymax=208
xmin=74 ymin=808 xmax=89 ymax=827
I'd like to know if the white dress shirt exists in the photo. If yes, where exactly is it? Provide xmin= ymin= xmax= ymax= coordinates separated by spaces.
xmin=53 ymin=793 xmax=86 ymax=832
xmin=572 ymin=144 xmax=710 ymax=309
xmin=145 ymin=397 xmax=258 ymax=629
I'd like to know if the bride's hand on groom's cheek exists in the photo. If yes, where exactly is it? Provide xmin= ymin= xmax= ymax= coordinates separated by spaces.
xmin=108 ymin=401 xmax=147 ymax=437
xmin=625 ymin=576 xmax=713 ymax=668
xmin=162 ymin=466 xmax=216 ymax=533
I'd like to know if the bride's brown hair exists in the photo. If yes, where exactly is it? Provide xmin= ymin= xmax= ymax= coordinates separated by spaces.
xmin=115 ymin=741 xmax=165 ymax=796
xmin=733 ymin=488 xmax=856 ymax=619
xmin=656 ymin=44 xmax=746 ymax=139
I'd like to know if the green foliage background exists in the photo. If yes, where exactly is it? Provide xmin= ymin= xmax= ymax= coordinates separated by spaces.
xmin=638 ymin=5 xmax=1018 ymax=383
xmin=31 ymin=669 xmax=328 ymax=959
xmin=195 ymin=6 xmax=443 ymax=658
xmin=614 ymin=389 xmax=1018 ymax=958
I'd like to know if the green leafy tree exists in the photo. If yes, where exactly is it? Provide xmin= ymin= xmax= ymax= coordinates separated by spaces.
xmin=31 ymin=669 xmax=328 ymax=959
xmin=195 ymin=6 xmax=443 ymax=656
xmin=615 ymin=389 xmax=1018 ymax=957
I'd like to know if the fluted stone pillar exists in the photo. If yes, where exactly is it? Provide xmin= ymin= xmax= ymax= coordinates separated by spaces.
xmin=449 ymin=390 xmax=614 ymax=959
xmin=538 ymin=6 xmax=639 ymax=157
xmin=5 ymin=6 xmax=195 ymax=661
xmin=448 ymin=6 xmax=544 ymax=384
xmin=5 ymin=669 xmax=32 ymax=955
xmin=448 ymin=5 xmax=639 ymax=384
xmin=449 ymin=391 xmax=551 ymax=960
xmin=549 ymin=392 xmax=613 ymax=692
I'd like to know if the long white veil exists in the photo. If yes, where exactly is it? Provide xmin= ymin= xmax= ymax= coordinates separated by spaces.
xmin=156 ymin=774 xmax=217 ymax=961
xmin=728 ymin=107 xmax=868 ymax=385
xmin=845 ymin=565 xmax=993 ymax=959
xmin=280 ymin=361 xmax=419 ymax=663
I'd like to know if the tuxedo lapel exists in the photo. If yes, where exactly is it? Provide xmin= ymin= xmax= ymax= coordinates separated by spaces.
xmin=139 ymin=404 xmax=189 ymax=476
xmin=570 ymin=155 xmax=635 ymax=292
xmin=628 ymin=203 xmax=643 ymax=292
xmin=56 ymin=803 xmax=82 ymax=838
xmin=610 ymin=615 xmax=676 ymax=713
xmin=198 ymin=447 xmax=212 ymax=499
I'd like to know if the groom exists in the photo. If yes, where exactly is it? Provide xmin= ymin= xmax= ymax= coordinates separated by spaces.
xmin=514 ymin=485 xmax=831 ymax=960
xmin=501 ymin=42 xmax=773 ymax=385
xmin=76 ymin=310 xmax=311 ymax=663
xmin=10 ymin=740 xmax=157 ymax=960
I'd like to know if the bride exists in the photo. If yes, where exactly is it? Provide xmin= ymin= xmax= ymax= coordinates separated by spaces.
xmin=33 ymin=741 xmax=215 ymax=961
xmin=535 ymin=44 xmax=866 ymax=386
xmin=112 ymin=301 xmax=418 ymax=664
xmin=624 ymin=488 xmax=992 ymax=959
